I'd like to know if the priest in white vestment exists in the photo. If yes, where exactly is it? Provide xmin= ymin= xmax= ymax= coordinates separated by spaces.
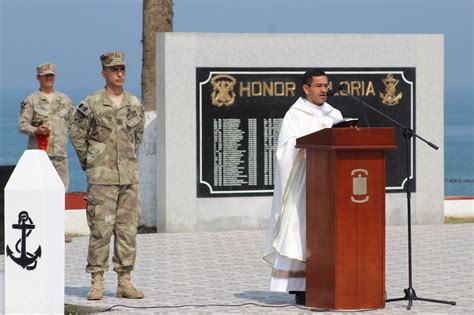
xmin=263 ymin=69 xmax=343 ymax=303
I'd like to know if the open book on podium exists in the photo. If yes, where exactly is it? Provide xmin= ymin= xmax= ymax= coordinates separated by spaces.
xmin=332 ymin=117 xmax=359 ymax=128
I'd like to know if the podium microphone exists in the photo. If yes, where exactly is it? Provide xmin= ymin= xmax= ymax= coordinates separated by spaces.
xmin=327 ymin=82 xmax=348 ymax=97
xmin=327 ymin=82 xmax=371 ymax=127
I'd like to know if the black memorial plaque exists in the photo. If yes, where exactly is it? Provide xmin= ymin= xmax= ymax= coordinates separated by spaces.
xmin=197 ymin=68 xmax=416 ymax=197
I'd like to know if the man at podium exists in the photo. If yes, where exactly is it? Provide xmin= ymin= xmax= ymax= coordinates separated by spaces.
xmin=264 ymin=69 xmax=343 ymax=304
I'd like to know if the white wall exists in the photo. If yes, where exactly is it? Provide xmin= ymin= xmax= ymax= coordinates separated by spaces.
xmin=142 ymin=32 xmax=444 ymax=231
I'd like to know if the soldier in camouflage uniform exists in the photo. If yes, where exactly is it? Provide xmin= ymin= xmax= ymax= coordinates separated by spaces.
xmin=18 ymin=63 xmax=75 ymax=189
xmin=70 ymin=51 xmax=145 ymax=300
xmin=18 ymin=63 xmax=75 ymax=243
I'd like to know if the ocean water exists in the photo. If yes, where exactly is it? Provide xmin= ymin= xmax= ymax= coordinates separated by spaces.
xmin=444 ymin=102 xmax=474 ymax=196
xmin=1 ymin=92 xmax=473 ymax=195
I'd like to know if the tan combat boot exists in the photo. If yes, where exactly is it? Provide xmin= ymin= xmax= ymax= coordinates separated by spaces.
xmin=87 ymin=272 xmax=104 ymax=300
xmin=116 ymin=272 xmax=144 ymax=299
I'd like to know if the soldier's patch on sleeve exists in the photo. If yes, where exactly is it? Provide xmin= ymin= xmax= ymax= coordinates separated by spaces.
xmin=74 ymin=103 xmax=92 ymax=123
xmin=126 ymin=109 xmax=138 ymax=120
xmin=19 ymin=101 xmax=27 ymax=115
xmin=77 ymin=102 xmax=92 ymax=116
xmin=74 ymin=110 xmax=86 ymax=122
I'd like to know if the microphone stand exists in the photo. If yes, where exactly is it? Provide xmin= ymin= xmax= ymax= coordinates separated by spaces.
xmin=335 ymin=89 xmax=456 ymax=310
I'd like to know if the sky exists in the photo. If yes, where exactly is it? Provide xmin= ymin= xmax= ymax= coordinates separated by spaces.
xmin=0 ymin=0 xmax=472 ymax=106
xmin=0 ymin=0 xmax=143 ymax=100
xmin=0 ymin=0 xmax=473 ymax=193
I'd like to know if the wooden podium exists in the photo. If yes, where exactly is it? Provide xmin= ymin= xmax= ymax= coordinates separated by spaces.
xmin=296 ymin=127 xmax=397 ymax=310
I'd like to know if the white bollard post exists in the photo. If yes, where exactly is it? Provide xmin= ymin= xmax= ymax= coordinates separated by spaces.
xmin=4 ymin=150 xmax=64 ymax=314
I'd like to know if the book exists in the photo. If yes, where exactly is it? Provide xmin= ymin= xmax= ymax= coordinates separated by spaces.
xmin=332 ymin=118 xmax=359 ymax=128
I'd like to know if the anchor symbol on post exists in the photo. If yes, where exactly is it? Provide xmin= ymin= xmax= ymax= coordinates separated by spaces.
xmin=6 ymin=211 xmax=42 ymax=270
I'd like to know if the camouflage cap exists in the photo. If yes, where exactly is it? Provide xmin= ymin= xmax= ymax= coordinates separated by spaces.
xmin=37 ymin=63 xmax=56 ymax=76
xmin=100 ymin=51 xmax=126 ymax=67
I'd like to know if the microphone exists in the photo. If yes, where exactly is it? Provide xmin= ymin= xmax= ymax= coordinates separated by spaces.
xmin=326 ymin=81 xmax=370 ymax=126
xmin=327 ymin=82 xmax=348 ymax=97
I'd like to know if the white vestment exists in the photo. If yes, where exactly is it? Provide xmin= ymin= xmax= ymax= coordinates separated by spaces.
xmin=263 ymin=97 xmax=343 ymax=292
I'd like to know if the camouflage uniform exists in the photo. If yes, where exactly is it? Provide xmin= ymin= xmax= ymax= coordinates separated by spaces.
xmin=70 ymin=87 xmax=144 ymax=274
xmin=18 ymin=63 xmax=74 ymax=189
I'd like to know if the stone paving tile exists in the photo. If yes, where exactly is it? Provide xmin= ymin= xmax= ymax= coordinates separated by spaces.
xmin=62 ymin=224 xmax=474 ymax=314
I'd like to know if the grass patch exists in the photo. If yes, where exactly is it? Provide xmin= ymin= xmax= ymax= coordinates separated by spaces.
xmin=65 ymin=232 xmax=87 ymax=238
xmin=444 ymin=216 xmax=474 ymax=224
xmin=65 ymin=304 xmax=107 ymax=315
xmin=65 ymin=225 xmax=157 ymax=239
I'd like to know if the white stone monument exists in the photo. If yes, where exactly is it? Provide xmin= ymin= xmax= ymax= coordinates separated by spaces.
xmin=148 ymin=32 xmax=444 ymax=231
xmin=4 ymin=150 xmax=64 ymax=314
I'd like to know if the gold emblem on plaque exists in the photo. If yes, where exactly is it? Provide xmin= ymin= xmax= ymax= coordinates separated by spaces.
xmin=351 ymin=169 xmax=369 ymax=204
xmin=211 ymin=74 xmax=237 ymax=107
xmin=379 ymin=73 xmax=403 ymax=106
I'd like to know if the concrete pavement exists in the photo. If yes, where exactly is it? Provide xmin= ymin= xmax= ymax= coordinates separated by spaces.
xmin=59 ymin=223 xmax=474 ymax=314
xmin=1 ymin=223 xmax=472 ymax=314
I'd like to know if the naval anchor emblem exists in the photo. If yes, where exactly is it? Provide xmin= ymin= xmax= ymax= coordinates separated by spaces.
xmin=211 ymin=74 xmax=237 ymax=107
xmin=379 ymin=73 xmax=403 ymax=106
xmin=6 ymin=211 xmax=42 ymax=270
